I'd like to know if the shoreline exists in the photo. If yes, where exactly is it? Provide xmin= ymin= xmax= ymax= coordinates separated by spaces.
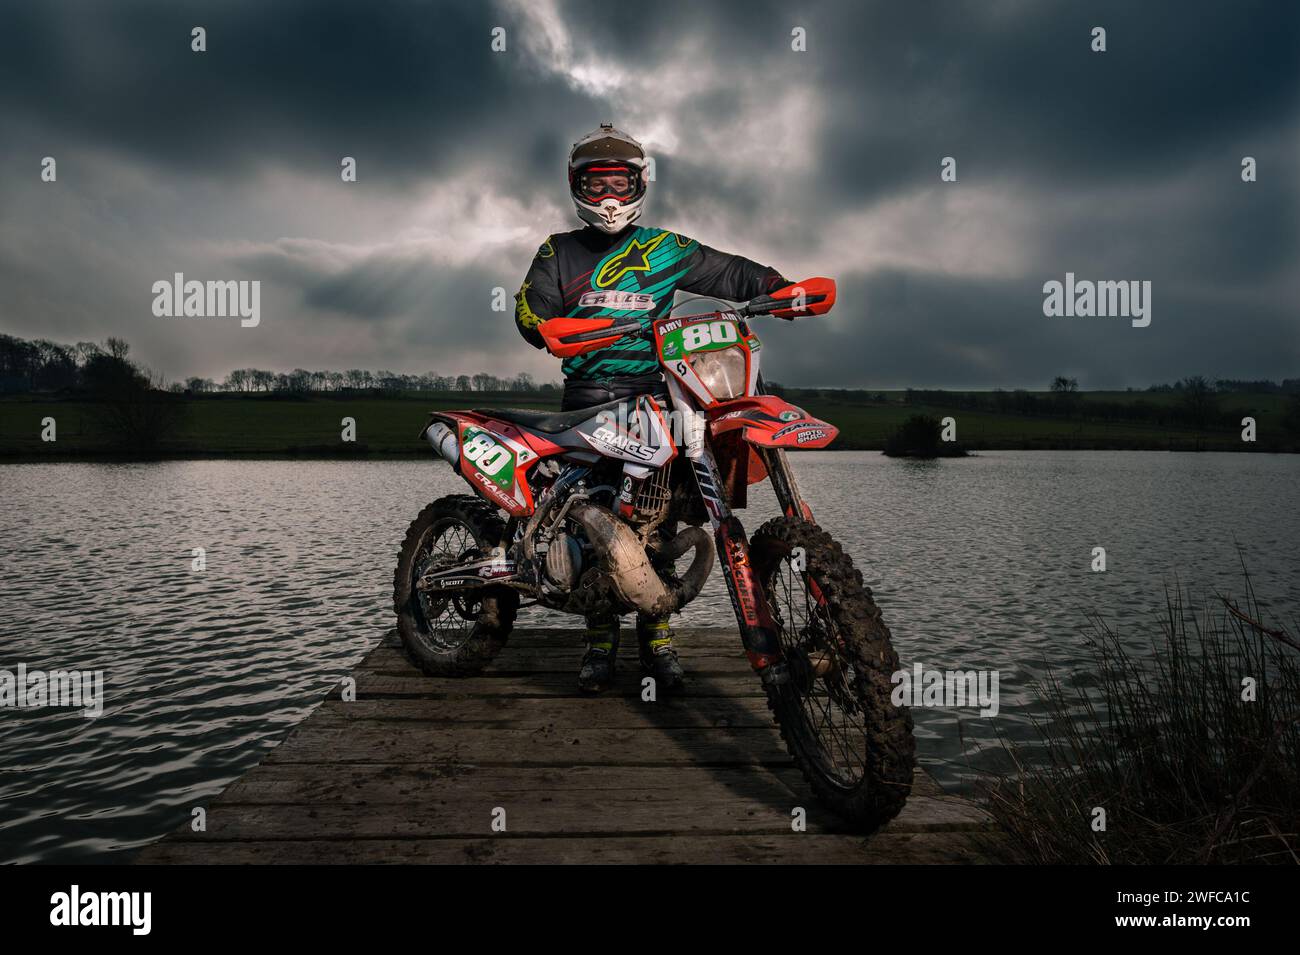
xmin=3 ymin=444 xmax=1296 ymax=464
xmin=4 ymin=391 xmax=1296 ymax=459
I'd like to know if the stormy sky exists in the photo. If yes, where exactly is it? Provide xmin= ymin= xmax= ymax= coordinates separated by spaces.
xmin=1 ymin=0 xmax=1296 ymax=389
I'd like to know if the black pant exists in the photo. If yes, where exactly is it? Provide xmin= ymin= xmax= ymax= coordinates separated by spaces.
xmin=560 ymin=372 xmax=669 ymax=412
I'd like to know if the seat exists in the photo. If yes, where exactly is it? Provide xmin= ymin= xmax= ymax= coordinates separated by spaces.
xmin=481 ymin=396 xmax=636 ymax=434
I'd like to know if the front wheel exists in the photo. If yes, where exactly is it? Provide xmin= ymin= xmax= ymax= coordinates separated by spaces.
xmin=393 ymin=495 xmax=518 ymax=676
xmin=749 ymin=517 xmax=915 ymax=830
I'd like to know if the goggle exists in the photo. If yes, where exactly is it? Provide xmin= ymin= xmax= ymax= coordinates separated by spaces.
xmin=572 ymin=163 xmax=642 ymax=203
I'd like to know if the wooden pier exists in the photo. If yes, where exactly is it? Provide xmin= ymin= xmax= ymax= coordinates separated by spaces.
xmin=137 ymin=628 xmax=1003 ymax=864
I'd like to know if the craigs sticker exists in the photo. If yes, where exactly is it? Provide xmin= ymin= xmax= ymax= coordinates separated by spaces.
xmin=578 ymin=290 xmax=656 ymax=312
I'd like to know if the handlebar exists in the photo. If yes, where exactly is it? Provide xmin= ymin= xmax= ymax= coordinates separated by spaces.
xmin=556 ymin=321 xmax=646 ymax=345
xmin=550 ymin=277 xmax=836 ymax=350
xmin=737 ymin=291 xmax=828 ymax=318
xmin=552 ymin=297 xmax=824 ymax=346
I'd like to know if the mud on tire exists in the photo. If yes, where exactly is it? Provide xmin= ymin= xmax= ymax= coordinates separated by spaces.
xmin=393 ymin=495 xmax=518 ymax=676
xmin=749 ymin=516 xmax=915 ymax=830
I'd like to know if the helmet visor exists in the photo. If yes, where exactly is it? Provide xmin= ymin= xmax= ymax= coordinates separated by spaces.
xmin=572 ymin=163 xmax=643 ymax=204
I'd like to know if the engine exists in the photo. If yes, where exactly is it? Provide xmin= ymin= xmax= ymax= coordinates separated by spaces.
xmin=543 ymin=531 xmax=583 ymax=590
xmin=520 ymin=460 xmax=713 ymax=618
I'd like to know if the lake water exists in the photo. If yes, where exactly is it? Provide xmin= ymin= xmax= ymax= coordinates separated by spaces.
xmin=1 ymin=452 xmax=1297 ymax=862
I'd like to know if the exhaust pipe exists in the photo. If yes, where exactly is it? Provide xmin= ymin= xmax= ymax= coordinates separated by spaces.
xmin=567 ymin=502 xmax=714 ymax=617
xmin=425 ymin=421 xmax=459 ymax=466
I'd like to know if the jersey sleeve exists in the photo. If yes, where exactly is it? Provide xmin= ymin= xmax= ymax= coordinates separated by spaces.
xmin=513 ymin=236 xmax=563 ymax=349
xmin=678 ymin=237 xmax=788 ymax=302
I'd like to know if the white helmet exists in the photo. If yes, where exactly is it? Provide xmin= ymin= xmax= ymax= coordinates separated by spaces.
xmin=568 ymin=124 xmax=648 ymax=234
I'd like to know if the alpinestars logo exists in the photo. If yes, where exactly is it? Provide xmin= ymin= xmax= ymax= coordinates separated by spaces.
xmin=595 ymin=232 xmax=669 ymax=288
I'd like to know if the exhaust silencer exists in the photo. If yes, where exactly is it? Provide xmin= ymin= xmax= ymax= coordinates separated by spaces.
xmin=425 ymin=421 xmax=459 ymax=466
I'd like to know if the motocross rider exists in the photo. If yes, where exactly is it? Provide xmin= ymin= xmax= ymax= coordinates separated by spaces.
xmin=514 ymin=123 xmax=794 ymax=694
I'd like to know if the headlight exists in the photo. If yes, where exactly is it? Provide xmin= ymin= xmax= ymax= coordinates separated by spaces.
xmin=690 ymin=347 xmax=747 ymax=400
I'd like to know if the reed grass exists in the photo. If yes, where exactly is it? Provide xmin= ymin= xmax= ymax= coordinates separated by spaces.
xmin=984 ymin=563 xmax=1300 ymax=864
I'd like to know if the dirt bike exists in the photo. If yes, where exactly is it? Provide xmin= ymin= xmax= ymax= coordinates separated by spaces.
xmin=393 ymin=277 xmax=915 ymax=830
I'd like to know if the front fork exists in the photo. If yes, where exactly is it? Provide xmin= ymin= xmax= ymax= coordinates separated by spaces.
xmin=763 ymin=446 xmax=831 ymax=610
xmin=762 ymin=446 xmax=816 ymax=522
xmin=688 ymin=444 xmax=813 ymax=682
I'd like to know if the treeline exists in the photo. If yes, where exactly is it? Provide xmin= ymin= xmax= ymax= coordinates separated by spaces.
xmin=0 ymin=335 xmax=153 ymax=394
xmin=896 ymin=376 xmax=1278 ymax=431
xmin=207 ymin=368 xmax=555 ymax=394
xmin=772 ymin=374 xmax=1300 ymax=434
xmin=0 ymin=335 xmax=183 ymax=449
xmin=1152 ymin=378 xmax=1300 ymax=394
xmin=0 ymin=333 xmax=556 ymax=396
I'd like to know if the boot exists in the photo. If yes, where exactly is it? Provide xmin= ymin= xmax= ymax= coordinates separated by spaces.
xmin=578 ymin=621 xmax=620 ymax=694
xmin=638 ymin=618 xmax=684 ymax=691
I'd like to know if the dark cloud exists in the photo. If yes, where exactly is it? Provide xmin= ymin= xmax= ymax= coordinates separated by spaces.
xmin=761 ymin=268 xmax=1300 ymax=390
xmin=0 ymin=0 xmax=1295 ymax=388
xmin=0 ymin=0 xmax=595 ymax=188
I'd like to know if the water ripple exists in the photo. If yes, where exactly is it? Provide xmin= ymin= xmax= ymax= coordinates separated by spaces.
xmin=0 ymin=453 xmax=1297 ymax=861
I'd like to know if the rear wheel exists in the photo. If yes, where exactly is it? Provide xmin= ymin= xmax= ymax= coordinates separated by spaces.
xmin=749 ymin=516 xmax=915 ymax=830
xmin=393 ymin=495 xmax=518 ymax=676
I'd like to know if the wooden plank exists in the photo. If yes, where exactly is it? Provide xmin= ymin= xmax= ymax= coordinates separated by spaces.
xmin=309 ymin=695 xmax=779 ymax=728
xmin=136 ymin=831 xmax=1007 ymax=865
xmin=135 ymin=627 xmax=1001 ymax=864
xmin=266 ymin=723 xmax=794 ymax=766
xmin=215 ymin=763 xmax=946 ymax=804
xmin=361 ymin=649 xmax=756 ymax=676
xmin=338 ymin=672 xmax=768 ymax=699
xmin=163 ymin=796 xmax=985 ymax=841
xmin=378 ymin=627 xmax=748 ymax=651
xmin=366 ymin=645 xmax=752 ymax=666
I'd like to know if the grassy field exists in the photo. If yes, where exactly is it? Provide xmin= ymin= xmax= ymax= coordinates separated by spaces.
xmin=792 ymin=390 xmax=1295 ymax=451
xmin=1 ymin=389 xmax=1295 ymax=458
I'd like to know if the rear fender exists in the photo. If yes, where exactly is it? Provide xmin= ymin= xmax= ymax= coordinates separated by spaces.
xmin=423 ymin=411 xmax=546 ymax=516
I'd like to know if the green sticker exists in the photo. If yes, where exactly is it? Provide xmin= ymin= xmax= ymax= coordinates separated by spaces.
xmin=661 ymin=318 xmax=742 ymax=357
xmin=461 ymin=426 xmax=516 ymax=490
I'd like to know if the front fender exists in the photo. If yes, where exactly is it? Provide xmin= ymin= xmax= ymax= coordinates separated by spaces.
xmin=708 ymin=396 xmax=838 ymax=450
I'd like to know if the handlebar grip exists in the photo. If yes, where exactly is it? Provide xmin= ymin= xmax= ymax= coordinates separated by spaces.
xmin=742 ymin=293 xmax=827 ymax=317
xmin=559 ymin=322 xmax=644 ymax=344
xmin=740 ymin=295 xmax=776 ymax=316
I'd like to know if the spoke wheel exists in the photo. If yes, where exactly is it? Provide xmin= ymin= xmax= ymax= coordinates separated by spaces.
xmin=413 ymin=519 xmax=482 ymax=654
xmin=750 ymin=516 xmax=915 ymax=829
xmin=394 ymin=495 xmax=517 ymax=676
